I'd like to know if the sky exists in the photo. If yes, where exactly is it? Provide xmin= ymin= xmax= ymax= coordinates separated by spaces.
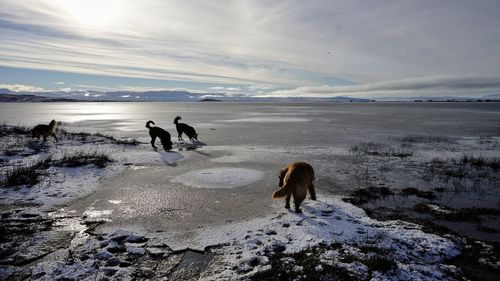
xmin=1 ymin=0 xmax=500 ymax=98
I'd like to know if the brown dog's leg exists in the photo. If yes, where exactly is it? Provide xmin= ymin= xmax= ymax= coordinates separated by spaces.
xmin=285 ymin=194 xmax=291 ymax=209
xmin=308 ymin=183 xmax=316 ymax=200
xmin=293 ymin=193 xmax=305 ymax=213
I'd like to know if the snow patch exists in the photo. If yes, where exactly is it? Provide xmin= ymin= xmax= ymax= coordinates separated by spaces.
xmin=197 ymin=196 xmax=460 ymax=280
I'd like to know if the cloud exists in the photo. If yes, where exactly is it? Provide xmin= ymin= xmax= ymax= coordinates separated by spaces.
xmin=0 ymin=83 xmax=45 ymax=92
xmin=1 ymin=1 xmax=500 ymax=96
xmin=54 ymin=81 xmax=64 ymax=85
xmin=262 ymin=75 xmax=500 ymax=98
xmin=248 ymin=84 xmax=273 ymax=91
xmin=209 ymin=86 xmax=242 ymax=94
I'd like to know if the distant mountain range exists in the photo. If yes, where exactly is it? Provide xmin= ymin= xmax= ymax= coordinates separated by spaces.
xmin=0 ymin=93 xmax=77 ymax=102
xmin=1 ymin=88 xmax=498 ymax=102
xmin=0 ymin=88 xmax=372 ymax=102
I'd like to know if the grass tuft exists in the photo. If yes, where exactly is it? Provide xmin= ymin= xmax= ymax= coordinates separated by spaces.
xmin=459 ymin=155 xmax=500 ymax=171
xmin=395 ymin=135 xmax=455 ymax=143
xmin=1 ymin=157 xmax=51 ymax=188
xmin=59 ymin=129 xmax=140 ymax=145
xmin=53 ymin=151 xmax=112 ymax=168
xmin=424 ymin=155 xmax=500 ymax=185
xmin=0 ymin=123 xmax=31 ymax=137
xmin=350 ymin=142 xmax=413 ymax=158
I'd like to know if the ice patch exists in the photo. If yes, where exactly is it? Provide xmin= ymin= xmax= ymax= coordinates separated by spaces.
xmin=171 ymin=168 xmax=264 ymax=188
xmin=83 ymin=208 xmax=113 ymax=219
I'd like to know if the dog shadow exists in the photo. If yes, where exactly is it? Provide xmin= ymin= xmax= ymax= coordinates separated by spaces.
xmin=283 ymin=199 xmax=338 ymax=226
xmin=157 ymin=150 xmax=184 ymax=166
xmin=176 ymin=140 xmax=207 ymax=151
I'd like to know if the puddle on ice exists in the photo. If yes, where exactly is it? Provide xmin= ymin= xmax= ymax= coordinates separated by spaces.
xmin=172 ymin=167 xmax=264 ymax=188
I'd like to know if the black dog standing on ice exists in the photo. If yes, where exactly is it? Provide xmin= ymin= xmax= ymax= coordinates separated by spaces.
xmin=145 ymin=120 xmax=173 ymax=151
xmin=173 ymin=116 xmax=198 ymax=142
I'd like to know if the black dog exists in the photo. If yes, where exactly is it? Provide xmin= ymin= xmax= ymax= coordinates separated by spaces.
xmin=173 ymin=116 xmax=198 ymax=142
xmin=145 ymin=120 xmax=172 ymax=151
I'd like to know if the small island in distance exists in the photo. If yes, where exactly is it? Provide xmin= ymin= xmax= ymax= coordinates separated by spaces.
xmin=198 ymin=98 xmax=222 ymax=102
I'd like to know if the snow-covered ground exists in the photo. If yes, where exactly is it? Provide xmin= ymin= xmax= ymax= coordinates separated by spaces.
xmin=198 ymin=196 xmax=460 ymax=280
xmin=0 ymin=128 xmax=185 ymax=209
xmin=1 ymin=122 xmax=499 ymax=280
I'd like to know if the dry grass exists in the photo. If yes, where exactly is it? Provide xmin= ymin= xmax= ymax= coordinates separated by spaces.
xmin=0 ymin=123 xmax=31 ymax=137
xmin=59 ymin=129 xmax=140 ymax=145
xmin=1 ymin=150 xmax=113 ymax=188
xmin=1 ymin=157 xmax=52 ymax=188
xmin=349 ymin=142 xmax=413 ymax=158
xmin=53 ymin=151 xmax=112 ymax=168
xmin=424 ymin=155 xmax=500 ymax=183
xmin=395 ymin=134 xmax=455 ymax=143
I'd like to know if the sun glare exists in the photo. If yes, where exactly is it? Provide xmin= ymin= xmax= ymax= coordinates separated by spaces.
xmin=59 ymin=0 xmax=120 ymax=27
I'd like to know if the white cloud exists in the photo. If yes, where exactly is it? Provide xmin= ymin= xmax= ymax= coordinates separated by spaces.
xmin=0 ymin=83 xmax=45 ymax=92
xmin=262 ymin=75 xmax=500 ymax=98
xmin=210 ymin=86 xmax=241 ymax=92
xmin=249 ymin=84 xmax=273 ymax=91
xmin=1 ymin=1 xmax=500 ymax=97
xmin=59 ymin=87 xmax=72 ymax=92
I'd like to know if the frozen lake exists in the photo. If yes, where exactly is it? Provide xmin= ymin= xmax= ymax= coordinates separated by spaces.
xmin=2 ymin=102 xmax=500 ymax=235
xmin=2 ymin=102 xmax=500 ymax=146
xmin=2 ymin=101 xmax=500 ymax=278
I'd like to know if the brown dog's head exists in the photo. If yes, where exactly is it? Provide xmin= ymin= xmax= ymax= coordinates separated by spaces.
xmin=278 ymin=166 xmax=288 ymax=187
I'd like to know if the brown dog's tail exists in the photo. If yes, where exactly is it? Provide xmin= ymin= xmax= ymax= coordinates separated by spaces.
xmin=272 ymin=183 xmax=293 ymax=200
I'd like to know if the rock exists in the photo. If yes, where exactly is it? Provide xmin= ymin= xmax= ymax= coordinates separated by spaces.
xmin=126 ymin=245 xmax=145 ymax=255
xmin=107 ymin=245 xmax=126 ymax=254
xmin=125 ymin=235 xmax=147 ymax=243
xmin=265 ymin=229 xmax=277 ymax=235
xmin=95 ymin=250 xmax=113 ymax=261
xmin=109 ymin=230 xmax=132 ymax=243
xmin=106 ymin=257 xmax=122 ymax=266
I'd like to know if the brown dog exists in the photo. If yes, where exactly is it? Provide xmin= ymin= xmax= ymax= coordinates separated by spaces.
xmin=272 ymin=162 xmax=316 ymax=213
xmin=32 ymin=119 xmax=58 ymax=143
